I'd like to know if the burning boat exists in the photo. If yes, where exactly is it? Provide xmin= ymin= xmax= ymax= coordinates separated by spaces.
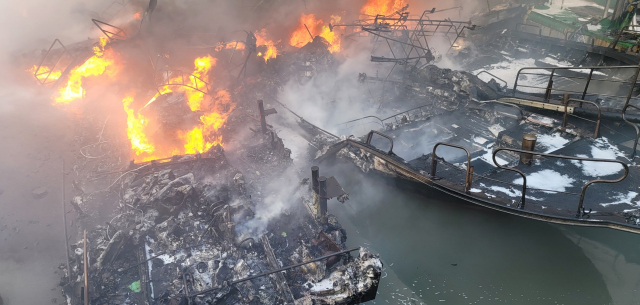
xmin=16 ymin=0 xmax=640 ymax=303
xmin=18 ymin=1 xmax=397 ymax=304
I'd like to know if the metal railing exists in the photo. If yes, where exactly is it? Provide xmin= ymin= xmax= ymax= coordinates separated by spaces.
xmin=475 ymin=70 xmax=508 ymax=89
xmin=361 ymin=10 xmax=474 ymax=67
xmin=563 ymin=97 xmax=601 ymax=138
xmin=622 ymin=104 xmax=640 ymax=158
xmin=365 ymin=130 xmax=394 ymax=154
xmin=492 ymin=147 xmax=629 ymax=217
xmin=430 ymin=143 xmax=473 ymax=192
xmin=512 ymin=65 xmax=640 ymax=106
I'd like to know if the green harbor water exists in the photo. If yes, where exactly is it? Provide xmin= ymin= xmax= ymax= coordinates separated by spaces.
xmin=325 ymin=162 xmax=640 ymax=305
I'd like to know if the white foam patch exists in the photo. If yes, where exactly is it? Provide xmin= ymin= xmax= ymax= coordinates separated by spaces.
xmin=480 ymin=183 xmax=543 ymax=201
xmin=485 ymin=185 xmax=520 ymax=197
xmin=537 ymin=57 xmax=606 ymax=75
xmin=473 ymin=136 xmax=488 ymax=145
xmin=601 ymin=192 xmax=639 ymax=207
xmin=473 ymin=58 xmax=539 ymax=90
xmin=477 ymin=149 xmax=507 ymax=167
xmin=488 ymin=124 xmax=506 ymax=137
xmin=513 ymin=169 xmax=575 ymax=193
xmin=570 ymin=137 xmax=627 ymax=177
xmin=536 ymin=133 xmax=570 ymax=153
xmin=527 ymin=113 xmax=557 ymax=126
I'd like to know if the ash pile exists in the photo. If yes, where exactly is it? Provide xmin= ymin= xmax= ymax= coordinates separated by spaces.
xmin=61 ymin=137 xmax=381 ymax=304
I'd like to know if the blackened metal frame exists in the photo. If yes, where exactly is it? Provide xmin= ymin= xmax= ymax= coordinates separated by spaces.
xmin=365 ymin=130 xmax=394 ymax=155
xmin=361 ymin=8 xmax=474 ymax=68
xmin=92 ymin=19 xmax=128 ymax=41
xmin=475 ymin=70 xmax=508 ymax=89
xmin=33 ymin=39 xmax=71 ymax=86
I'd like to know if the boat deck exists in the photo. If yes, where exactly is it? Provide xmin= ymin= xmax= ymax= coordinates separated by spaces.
xmin=322 ymin=100 xmax=640 ymax=233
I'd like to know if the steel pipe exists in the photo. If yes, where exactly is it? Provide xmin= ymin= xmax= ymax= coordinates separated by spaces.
xmin=365 ymin=130 xmax=394 ymax=155
xmin=430 ymin=143 xmax=473 ymax=193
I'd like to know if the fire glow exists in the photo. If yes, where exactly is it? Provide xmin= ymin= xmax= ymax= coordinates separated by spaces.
xmin=361 ymin=0 xmax=407 ymax=16
xmin=127 ymin=56 xmax=235 ymax=162
xmin=27 ymin=1 xmax=381 ymax=164
xmin=29 ymin=65 xmax=61 ymax=82
xmin=255 ymin=29 xmax=280 ymax=63
xmin=214 ymin=42 xmax=245 ymax=52
xmin=53 ymin=37 xmax=120 ymax=105
xmin=146 ymin=55 xmax=217 ymax=112
xmin=289 ymin=14 xmax=342 ymax=53
xmin=124 ymin=91 xmax=234 ymax=162
xmin=123 ymin=95 xmax=154 ymax=155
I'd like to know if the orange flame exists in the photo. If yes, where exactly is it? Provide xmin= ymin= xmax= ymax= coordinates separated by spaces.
xmin=179 ymin=90 xmax=234 ymax=155
xmin=185 ymin=55 xmax=216 ymax=111
xmin=133 ymin=12 xmax=142 ymax=20
xmin=290 ymin=14 xmax=321 ymax=48
xmin=53 ymin=37 xmax=119 ymax=105
xmin=148 ymin=56 xmax=216 ymax=111
xmin=128 ymin=56 xmax=234 ymax=162
xmin=123 ymin=95 xmax=155 ymax=155
xmin=361 ymin=0 xmax=406 ymax=16
xmin=180 ymin=115 xmax=222 ymax=154
xmin=125 ymin=89 xmax=234 ymax=162
xmin=29 ymin=65 xmax=61 ymax=82
xmin=289 ymin=14 xmax=342 ymax=53
xmin=255 ymin=29 xmax=280 ymax=63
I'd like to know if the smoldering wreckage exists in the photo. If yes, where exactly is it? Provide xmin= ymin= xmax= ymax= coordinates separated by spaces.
xmin=17 ymin=0 xmax=640 ymax=304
